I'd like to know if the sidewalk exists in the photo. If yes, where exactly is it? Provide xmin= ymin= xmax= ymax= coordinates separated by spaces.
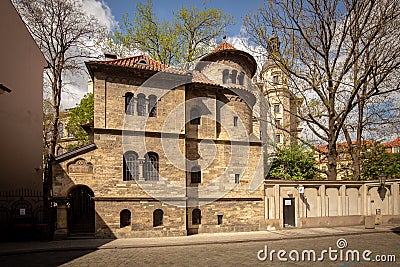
xmin=0 ymin=224 xmax=399 ymax=256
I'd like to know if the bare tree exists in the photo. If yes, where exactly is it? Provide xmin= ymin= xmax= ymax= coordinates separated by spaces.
xmin=15 ymin=0 xmax=106 ymax=157
xmin=244 ymin=0 xmax=400 ymax=180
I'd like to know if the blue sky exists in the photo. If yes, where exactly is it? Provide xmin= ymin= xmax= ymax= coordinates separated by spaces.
xmin=102 ymin=0 xmax=266 ymax=37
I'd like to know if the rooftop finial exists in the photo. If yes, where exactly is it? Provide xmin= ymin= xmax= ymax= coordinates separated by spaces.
xmin=223 ymin=35 xmax=227 ymax=41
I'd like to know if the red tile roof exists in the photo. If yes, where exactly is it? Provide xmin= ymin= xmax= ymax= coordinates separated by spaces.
xmin=213 ymin=42 xmax=236 ymax=52
xmin=383 ymin=137 xmax=400 ymax=147
xmin=191 ymin=70 xmax=219 ymax=86
xmin=315 ymin=140 xmax=375 ymax=153
xmin=91 ymin=55 xmax=188 ymax=75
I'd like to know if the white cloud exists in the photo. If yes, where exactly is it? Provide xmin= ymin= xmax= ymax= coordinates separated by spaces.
xmin=80 ymin=0 xmax=117 ymax=31
xmin=61 ymin=0 xmax=117 ymax=109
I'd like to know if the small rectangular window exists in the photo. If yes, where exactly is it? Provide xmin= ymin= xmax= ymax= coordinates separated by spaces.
xmin=235 ymin=174 xmax=240 ymax=184
xmin=217 ymin=214 xmax=223 ymax=225
xmin=273 ymin=75 xmax=279 ymax=85
xmin=275 ymin=119 xmax=281 ymax=127
xmin=233 ymin=116 xmax=238 ymax=127
xmin=274 ymin=104 xmax=280 ymax=114
xmin=275 ymin=134 xmax=281 ymax=144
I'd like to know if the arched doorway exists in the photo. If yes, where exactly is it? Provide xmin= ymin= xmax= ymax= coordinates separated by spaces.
xmin=67 ymin=185 xmax=95 ymax=234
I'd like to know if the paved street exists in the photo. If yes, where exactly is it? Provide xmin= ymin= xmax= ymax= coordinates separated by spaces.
xmin=1 ymin=231 xmax=399 ymax=267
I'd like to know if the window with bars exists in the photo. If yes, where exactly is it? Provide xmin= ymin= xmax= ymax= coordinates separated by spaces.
xmin=125 ymin=92 xmax=134 ymax=115
xmin=123 ymin=151 xmax=139 ymax=181
xmin=235 ymin=174 xmax=240 ymax=184
xmin=137 ymin=93 xmax=146 ymax=116
xmin=143 ymin=152 xmax=159 ymax=181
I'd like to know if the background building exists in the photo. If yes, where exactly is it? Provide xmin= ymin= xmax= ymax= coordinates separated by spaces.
xmin=0 ymin=0 xmax=47 ymax=240
xmin=257 ymin=36 xmax=302 ymax=147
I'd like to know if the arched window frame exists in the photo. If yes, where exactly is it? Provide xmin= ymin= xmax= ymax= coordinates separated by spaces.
xmin=191 ymin=166 xmax=201 ymax=184
xmin=190 ymin=108 xmax=200 ymax=125
xmin=143 ymin=152 xmax=159 ymax=181
xmin=231 ymin=70 xmax=237 ymax=84
xmin=148 ymin=95 xmax=157 ymax=117
xmin=222 ymin=69 xmax=229 ymax=84
xmin=238 ymin=72 xmax=245 ymax=85
xmin=125 ymin=92 xmax=134 ymax=115
xmin=120 ymin=209 xmax=131 ymax=228
xmin=153 ymin=209 xmax=163 ymax=227
xmin=192 ymin=208 xmax=201 ymax=225
xmin=123 ymin=151 xmax=139 ymax=181
xmin=137 ymin=93 xmax=146 ymax=116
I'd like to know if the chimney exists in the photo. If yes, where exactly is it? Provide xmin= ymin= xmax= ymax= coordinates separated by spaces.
xmin=104 ymin=53 xmax=117 ymax=60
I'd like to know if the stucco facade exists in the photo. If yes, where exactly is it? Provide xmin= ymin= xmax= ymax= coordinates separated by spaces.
xmin=0 ymin=0 xmax=47 ymax=240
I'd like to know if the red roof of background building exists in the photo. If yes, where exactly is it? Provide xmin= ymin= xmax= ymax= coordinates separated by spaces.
xmin=315 ymin=140 xmax=375 ymax=153
xmin=383 ymin=137 xmax=400 ymax=147
xmin=213 ymin=42 xmax=236 ymax=52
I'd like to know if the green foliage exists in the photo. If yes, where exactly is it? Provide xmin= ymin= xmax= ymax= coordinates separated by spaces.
xmin=114 ymin=0 xmax=233 ymax=67
xmin=66 ymin=93 xmax=94 ymax=149
xmin=267 ymin=145 xmax=320 ymax=180
xmin=361 ymin=144 xmax=400 ymax=180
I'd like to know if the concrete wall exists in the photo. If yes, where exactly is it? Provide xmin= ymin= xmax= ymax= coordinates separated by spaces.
xmin=264 ymin=180 xmax=400 ymax=229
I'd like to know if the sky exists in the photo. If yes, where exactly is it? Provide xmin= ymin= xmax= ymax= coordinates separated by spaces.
xmin=101 ymin=0 xmax=266 ymax=37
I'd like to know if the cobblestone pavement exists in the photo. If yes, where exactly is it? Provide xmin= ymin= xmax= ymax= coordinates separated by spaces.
xmin=1 ymin=232 xmax=399 ymax=267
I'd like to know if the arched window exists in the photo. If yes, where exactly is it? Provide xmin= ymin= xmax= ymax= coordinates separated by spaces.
xmin=192 ymin=208 xmax=201 ymax=225
xmin=137 ymin=93 xmax=146 ymax=116
xmin=222 ymin=69 xmax=229 ymax=84
xmin=231 ymin=70 xmax=237 ymax=84
xmin=191 ymin=166 xmax=201 ymax=184
xmin=190 ymin=108 xmax=200 ymax=125
xmin=123 ymin=151 xmax=139 ymax=181
xmin=238 ymin=72 xmax=245 ymax=85
xmin=153 ymin=209 xmax=163 ymax=227
xmin=148 ymin=95 xmax=157 ymax=117
xmin=125 ymin=92 xmax=134 ymax=115
xmin=143 ymin=152 xmax=159 ymax=181
xmin=120 ymin=209 xmax=131 ymax=228
xmin=58 ymin=122 xmax=64 ymax=138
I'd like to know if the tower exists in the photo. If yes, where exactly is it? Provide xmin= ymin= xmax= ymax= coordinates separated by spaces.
xmin=259 ymin=36 xmax=302 ymax=146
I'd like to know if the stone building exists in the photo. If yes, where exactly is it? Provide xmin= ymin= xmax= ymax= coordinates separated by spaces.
xmin=52 ymin=43 xmax=265 ymax=238
xmin=0 ymin=0 xmax=47 ymax=240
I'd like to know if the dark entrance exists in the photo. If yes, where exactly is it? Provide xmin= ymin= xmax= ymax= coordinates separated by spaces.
xmin=67 ymin=185 xmax=95 ymax=234
xmin=283 ymin=198 xmax=295 ymax=227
